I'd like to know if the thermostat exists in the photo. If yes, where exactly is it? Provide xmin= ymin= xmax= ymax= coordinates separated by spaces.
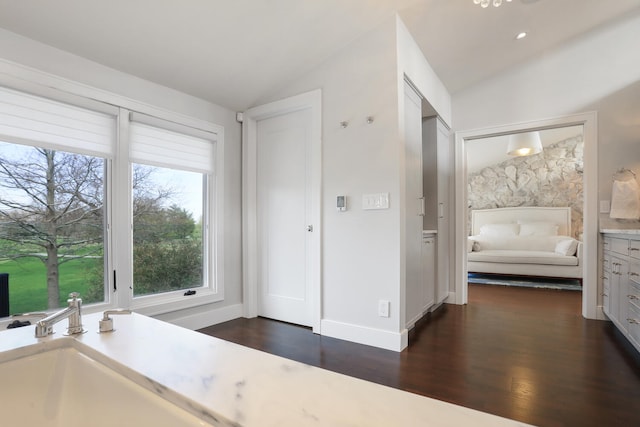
xmin=337 ymin=195 xmax=346 ymax=211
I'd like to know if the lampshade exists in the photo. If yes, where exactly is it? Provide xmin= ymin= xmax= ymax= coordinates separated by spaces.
xmin=507 ymin=131 xmax=543 ymax=156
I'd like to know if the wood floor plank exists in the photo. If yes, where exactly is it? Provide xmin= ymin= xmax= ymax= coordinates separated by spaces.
xmin=198 ymin=284 xmax=640 ymax=426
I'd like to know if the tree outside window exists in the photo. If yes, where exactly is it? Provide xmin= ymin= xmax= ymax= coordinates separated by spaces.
xmin=0 ymin=143 xmax=205 ymax=314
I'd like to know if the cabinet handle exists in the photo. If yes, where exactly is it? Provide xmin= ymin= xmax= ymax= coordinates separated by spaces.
xmin=628 ymin=318 xmax=640 ymax=325
xmin=630 ymin=272 xmax=639 ymax=277
xmin=628 ymin=295 xmax=639 ymax=300
xmin=631 ymin=248 xmax=639 ymax=252
xmin=419 ymin=197 xmax=425 ymax=217
xmin=602 ymin=293 xmax=608 ymax=297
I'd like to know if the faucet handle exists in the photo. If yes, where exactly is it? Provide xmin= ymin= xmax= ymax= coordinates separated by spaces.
xmin=99 ymin=309 xmax=132 ymax=333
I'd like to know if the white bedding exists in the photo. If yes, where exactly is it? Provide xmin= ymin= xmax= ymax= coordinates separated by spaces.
xmin=467 ymin=207 xmax=582 ymax=279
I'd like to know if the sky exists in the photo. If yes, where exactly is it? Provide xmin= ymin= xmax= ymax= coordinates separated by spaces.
xmin=0 ymin=141 xmax=204 ymax=220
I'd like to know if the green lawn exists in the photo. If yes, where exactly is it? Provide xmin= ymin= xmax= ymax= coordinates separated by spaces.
xmin=0 ymin=257 xmax=102 ymax=315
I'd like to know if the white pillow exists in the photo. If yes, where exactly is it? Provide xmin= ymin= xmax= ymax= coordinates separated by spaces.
xmin=518 ymin=221 xmax=559 ymax=236
xmin=555 ymin=238 xmax=578 ymax=256
xmin=479 ymin=223 xmax=519 ymax=237
xmin=467 ymin=238 xmax=474 ymax=253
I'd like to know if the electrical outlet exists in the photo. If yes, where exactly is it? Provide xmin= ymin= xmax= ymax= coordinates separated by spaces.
xmin=378 ymin=300 xmax=390 ymax=317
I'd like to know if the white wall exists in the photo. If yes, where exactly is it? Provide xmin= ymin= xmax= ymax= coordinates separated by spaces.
xmin=257 ymin=15 xmax=451 ymax=351
xmin=396 ymin=16 xmax=452 ymax=128
xmin=452 ymin=12 xmax=640 ymax=215
xmin=0 ymin=28 xmax=244 ymax=329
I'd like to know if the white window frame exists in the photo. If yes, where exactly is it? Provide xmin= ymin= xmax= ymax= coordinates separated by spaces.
xmin=0 ymin=71 xmax=225 ymax=323
xmin=121 ymin=111 xmax=224 ymax=315
xmin=0 ymin=85 xmax=118 ymax=318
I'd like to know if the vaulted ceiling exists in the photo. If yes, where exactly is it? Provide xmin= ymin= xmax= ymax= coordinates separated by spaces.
xmin=0 ymin=0 xmax=639 ymax=111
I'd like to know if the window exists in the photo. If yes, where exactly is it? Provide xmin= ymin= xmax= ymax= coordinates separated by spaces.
xmin=132 ymin=165 xmax=205 ymax=297
xmin=0 ymin=86 xmax=114 ymax=314
xmin=0 ymin=86 xmax=221 ymax=319
xmin=128 ymin=118 xmax=217 ymax=303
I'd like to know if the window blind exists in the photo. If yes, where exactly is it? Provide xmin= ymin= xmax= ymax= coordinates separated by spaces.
xmin=129 ymin=121 xmax=215 ymax=174
xmin=0 ymin=86 xmax=115 ymax=156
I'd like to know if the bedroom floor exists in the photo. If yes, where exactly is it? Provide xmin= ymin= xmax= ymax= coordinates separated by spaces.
xmin=198 ymin=284 xmax=640 ymax=427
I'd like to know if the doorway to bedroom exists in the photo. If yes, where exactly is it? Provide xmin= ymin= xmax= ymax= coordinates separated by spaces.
xmin=465 ymin=126 xmax=584 ymax=295
xmin=454 ymin=112 xmax=599 ymax=319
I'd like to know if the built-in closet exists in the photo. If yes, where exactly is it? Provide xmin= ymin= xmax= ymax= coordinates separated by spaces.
xmin=403 ymin=80 xmax=451 ymax=330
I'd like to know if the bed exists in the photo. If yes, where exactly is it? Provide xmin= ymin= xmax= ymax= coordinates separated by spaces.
xmin=467 ymin=207 xmax=583 ymax=279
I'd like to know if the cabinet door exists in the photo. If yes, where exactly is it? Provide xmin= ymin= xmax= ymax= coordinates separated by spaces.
xmin=618 ymin=258 xmax=630 ymax=332
xmin=603 ymin=250 xmax=612 ymax=316
xmin=603 ymin=271 xmax=611 ymax=316
xmin=630 ymin=239 xmax=640 ymax=261
xmin=422 ymin=235 xmax=436 ymax=311
xmin=609 ymin=255 xmax=627 ymax=329
xmin=404 ymin=82 xmax=424 ymax=328
xmin=435 ymin=119 xmax=450 ymax=304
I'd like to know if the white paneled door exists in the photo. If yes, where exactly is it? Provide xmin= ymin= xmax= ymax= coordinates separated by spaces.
xmin=242 ymin=90 xmax=321 ymax=330
xmin=257 ymin=109 xmax=312 ymax=326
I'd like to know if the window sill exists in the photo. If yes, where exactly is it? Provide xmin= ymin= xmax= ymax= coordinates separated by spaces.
xmin=131 ymin=289 xmax=223 ymax=317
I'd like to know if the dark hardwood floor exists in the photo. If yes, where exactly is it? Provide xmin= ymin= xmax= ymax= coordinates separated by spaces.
xmin=198 ymin=284 xmax=640 ymax=427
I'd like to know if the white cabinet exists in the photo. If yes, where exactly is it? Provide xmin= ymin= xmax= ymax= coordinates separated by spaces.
xmin=406 ymin=232 xmax=436 ymax=328
xmin=422 ymin=233 xmax=436 ymax=311
xmin=403 ymin=82 xmax=451 ymax=329
xmin=602 ymin=233 xmax=640 ymax=354
xmin=404 ymin=81 xmax=427 ymax=328
xmin=423 ymin=117 xmax=450 ymax=304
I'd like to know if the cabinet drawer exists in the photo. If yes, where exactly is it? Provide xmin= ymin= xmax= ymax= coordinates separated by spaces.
xmin=628 ymin=303 xmax=640 ymax=347
xmin=610 ymin=238 xmax=629 ymax=256
xmin=629 ymin=280 xmax=640 ymax=310
xmin=630 ymin=261 xmax=640 ymax=286
xmin=630 ymin=239 xmax=640 ymax=261
xmin=603 ymin=276 xmax=610 ymax=315
xmin=603 ymin=253 xmax=611 ymax=273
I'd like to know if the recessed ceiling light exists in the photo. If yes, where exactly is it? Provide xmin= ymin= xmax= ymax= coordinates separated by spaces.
xmin=516 ymin=32 xmax=528 ymax=40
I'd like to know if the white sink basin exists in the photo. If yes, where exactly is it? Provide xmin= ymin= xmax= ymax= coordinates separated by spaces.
xmin=0 ymin=342 xmax=211 ymax=427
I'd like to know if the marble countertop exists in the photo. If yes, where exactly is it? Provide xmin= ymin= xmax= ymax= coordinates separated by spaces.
xmin=600 ymin=228 xmax=640 ymax=235
xmin=1 ymin=312 xmax=531 ymax=427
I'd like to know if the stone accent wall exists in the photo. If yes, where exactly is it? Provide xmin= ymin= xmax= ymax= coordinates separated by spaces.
xmin=468 ymin=136 xmax=584 ymax=238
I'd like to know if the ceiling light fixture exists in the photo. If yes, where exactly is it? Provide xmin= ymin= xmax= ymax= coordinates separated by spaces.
xmin=473 ymin=0 xmax=512 ymax=8
xmin=507 ymin=131 xmax=543 ymax=156
xmin=516 ymin=32 xmax=528 ymax=40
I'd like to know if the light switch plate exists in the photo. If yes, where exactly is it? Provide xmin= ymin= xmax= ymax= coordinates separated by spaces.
xmin=363 ymin=193 xmax=390 ymax=210
xmin=600 ymin=200 xmax=610 ymax=213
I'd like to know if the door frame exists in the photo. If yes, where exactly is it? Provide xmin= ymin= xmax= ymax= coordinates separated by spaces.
xmin=242 ymin=89 xmax=322 ymax=333
xmin=454 ymin=111 xmax=600 ymax=319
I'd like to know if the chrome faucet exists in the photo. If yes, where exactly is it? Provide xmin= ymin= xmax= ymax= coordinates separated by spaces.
xmin=34 ymin=292 xmax=85 ymax=338
xmin=99 ymin=309 xmax=132 ymax=332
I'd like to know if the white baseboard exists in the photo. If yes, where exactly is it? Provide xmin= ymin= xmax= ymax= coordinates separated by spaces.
xmin=595 ymin=305 xmax=608 ymax=321
xmin=320 ymin=319 xmax=408 ymax=352
xmin=158 ymin=303 xmax=243 ymax=331
xmin=446 ymin=291 xmax=456 ymax=304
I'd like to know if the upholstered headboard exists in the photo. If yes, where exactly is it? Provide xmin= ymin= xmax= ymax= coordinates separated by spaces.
xmin=471 ymin=207 xmax=572 ymax=237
